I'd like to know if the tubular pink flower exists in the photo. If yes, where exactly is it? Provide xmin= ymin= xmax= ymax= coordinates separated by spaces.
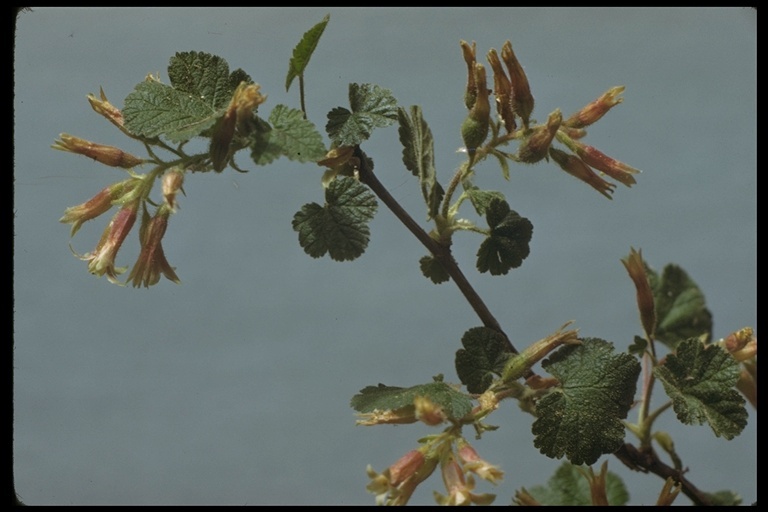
xmin=565 ymin=86 xmax=625 ymax=128
xmin=87 ymin=87 xmax=125 ymax=129
xmin=78 ymin=201 xmax=139 ymax=284
xmin=52 ymin=134 xmax=144 ymax=168
xmin=60 ymin=179 xmax=136 ymax=236
xmin=127 ymin=205 xmax=180 ymax=288
xmin=557 ymin=131 xmax=640 ymax=187
xmin=549 ymin=147 xmax=616 ymax=199
xmin=501 ymin=40 xmax=534 ymax=129
xmin=456 ymin=439 xmax=504 ymax=485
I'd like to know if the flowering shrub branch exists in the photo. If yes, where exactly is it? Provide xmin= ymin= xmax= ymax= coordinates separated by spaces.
xmin=54 ymin=14 xmax=755 ymax=505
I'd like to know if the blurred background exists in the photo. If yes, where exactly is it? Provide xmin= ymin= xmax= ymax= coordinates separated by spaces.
xmin=13 ymin=7 xmax=755 ymax=505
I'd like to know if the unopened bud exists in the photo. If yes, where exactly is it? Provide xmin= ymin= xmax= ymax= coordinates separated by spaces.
xmin=87 ymin=88 xmax=125 ymax=129
xmin=461 ymin=63 xmax=491 ymax=163
xmin=414 ymin=396 xmax=447 ymax=426
xmin=53 ymin=134 xmax=144 ymax=168
xmin=515 ymin=109 xmax=561 ymax=164
xmin=557 ymin=131 xmax=640 ymax=187
xmin=501 ymin=41 xmax=534 ymax=128
xmin=460 ymin=40 xmax=478 ymax=110
xmin=621 ymin=247 xmax=656 ymax=339
xmin=502 ymin=323 xmax=580 ymax=383
xmin=162 ymin=169 xmax=185 ymax=209
xmin=487 ymin=48 xmax=516 ymax=134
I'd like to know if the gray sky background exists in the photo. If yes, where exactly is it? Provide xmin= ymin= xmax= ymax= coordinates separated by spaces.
xmin=14 ymin=7 xmax=755 ymax=505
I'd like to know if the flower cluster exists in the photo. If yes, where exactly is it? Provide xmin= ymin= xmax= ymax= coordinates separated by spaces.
xmin=460 ymin=40 xmax=641 ymax=199
xmin=62 ymin=169 xmax=183 ymax=288
xmin=366 ymin=436 xmax=502 ymax=506
xmin=57 ymin=88 xmax=187 ymax=287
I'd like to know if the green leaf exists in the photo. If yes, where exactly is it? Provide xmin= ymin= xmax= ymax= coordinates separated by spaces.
xmin=292 ymin=177 xmax=378 ymax=261
xmin=167 ymin=51 xmax=238 ymax=110
xmin=350 ymin=381 xmax=473 ymax=421
xmin=476 ymin=198 xmax=533 ymax=275
xmin=490 ymin=149 xmax=511 ymax=180
xmin=419 ymin=255 xmax=450 ymax=284
xmin=461 ymin=184 xmax=506 ymax=216
xmin=397 ymin=106 xmax=443 ymax=218
xmin=648 ymin=264 xmax=713 ymax=349
xmin=627 ymin=335 xmax=647 ymax=357
xmin=522 ymin=462 xmax=629 ymax=506
xmin=704 ymin=490 xmax=742 ymax=506
xmin=123 ymin=80 xmax=224 ymax=142
xmin=455 ymin=327 xmax=513 ymax=394
xmin=255 ymin=104 xmax=326 ymax=163
xmin=653 ymin=338 xmax=747 ymax=439
xmin=326 ymin=83 xmax=398 ymax=146
xmin=286 ymin=14 xmax=330 ymax=91
xmin=532 ymin=338 xmax=641 ymax=465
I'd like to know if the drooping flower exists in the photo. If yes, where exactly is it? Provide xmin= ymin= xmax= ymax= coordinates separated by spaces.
xmin=162 ymin=169 xmax=185 ymax=210
xmin=60 ymin=179 xmax=137 ymax=236
xmin=77 ymin=201 xmax=139 ymax=285
xmin=433 ymin=453 xmax=496 ymax=506
xmin=366 ymin=448 xmax=439 ymax=506
xmin=456 ymin=439 xmax=504 ymax=485
xmin=127 ymin=204 xmax=180 ymax=288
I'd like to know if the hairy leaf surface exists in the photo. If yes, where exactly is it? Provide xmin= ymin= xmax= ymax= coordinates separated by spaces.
xmin=292 ymin=177 xmax=377 ymax=261
xmin=532 ymin=338 xmax=640 ymax=465
xmin=654 ymin=338 xmax=747 ymax=439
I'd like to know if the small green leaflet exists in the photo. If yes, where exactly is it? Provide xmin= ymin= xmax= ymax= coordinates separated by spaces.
xmin=286 ymin=14 xmax=330 ymax=91
xmin=476 ymin=198 xmax=533 ymax=275
xmin=532 ymin=338 xmax=640 ymax=466
xmin=520 ymin=462 xmax=629 ymax=506
xmin=419 ymin=255 xmax=450 ymax=284
xmin=461 ymin=184 xmax=506 ymax=216
xmin=648 ymin=264 xmax=713 ymax=349
xmin=350 ymin=381 xmax=473 ymax=421
xmin=249 ymin=104 xmax=326 ymax=166
xmin=123 ymin=51 xmax=249 ymax=142
xmin=654 ymin=338 xmax=747 ymax=439
xmin=326 ymin=83 xmax=398 ymax=146
xmin=292 ymin=177 xmax=378 ymax=261
xmin=397 ymin=106 xmax=443 ymax=219
xmin=454 ymin=327 xmax=512 ymax=393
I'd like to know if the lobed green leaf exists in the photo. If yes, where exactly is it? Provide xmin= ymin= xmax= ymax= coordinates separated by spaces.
xmin=259 ymin=104 xmax=326 ymax=163
xmin=419 ymin=255 xmax=450 ymax=284
xmin=455 ymin=327 xmax=513 ymax=393
xmin=476 ymin=198 xmax=533 ymax=275
xmin=522 ymin=462 xmax=629 ymax=506
xmin=532 ymin=338 xmax=640 ymax=465
xmin=123 ymin=80 xmax=224 ymax=142
xmin=168 ymin=51 xmax=240 ymax=110
xmin=350 ymin=381 xmax=473 ymax=421
xmin=654 ymin=338 xmax=747 ymax=439
xmin=326 ymin=83 xmax=398 ymax=146
xmin=292 ymin=177 xmax=378 ymax=261
xmin=648 ymin=264 xmax=713 ymax=349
